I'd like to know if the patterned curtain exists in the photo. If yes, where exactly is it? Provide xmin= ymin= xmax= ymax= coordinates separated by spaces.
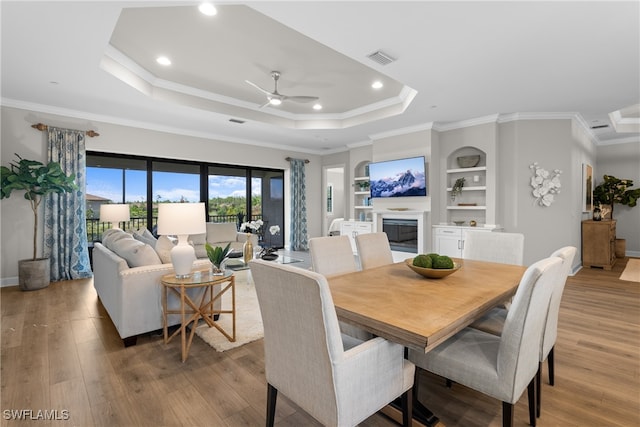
xmin=44 ymin=127 xmax=92 ymax=281
xmin=289 ymin=158 xmax=308 ymax=251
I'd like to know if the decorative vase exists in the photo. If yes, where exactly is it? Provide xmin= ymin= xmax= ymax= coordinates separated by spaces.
xmin=211 ymin=262 xmax=225 ymax=275
xmin=243 ymin=234 xmax=253 ymax=264
xmin=593 ymin=206 xmax=602 ymax=221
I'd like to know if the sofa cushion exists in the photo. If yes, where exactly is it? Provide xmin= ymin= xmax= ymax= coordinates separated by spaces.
xmin=206 ymin=222 xmax=238 ymax=244
xmin=133 ymin=228 xmax=158 ymax=247
xmin=102 ymin=228 xmax=132 ymax=248
xmin=106 ymin=235 xmax=162 ymax=267
xmin=189 ymin=232 xmax=206 ymax=245
xmin=155 ymin=235 xmax=176 ymax=264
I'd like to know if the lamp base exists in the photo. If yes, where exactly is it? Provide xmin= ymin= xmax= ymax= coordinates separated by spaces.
xmin=171 ymin=238 xmax=196 ymax=278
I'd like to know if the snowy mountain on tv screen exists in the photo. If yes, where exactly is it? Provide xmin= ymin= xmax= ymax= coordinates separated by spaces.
xmin=370 ymin=169 xmax=426 ymax=197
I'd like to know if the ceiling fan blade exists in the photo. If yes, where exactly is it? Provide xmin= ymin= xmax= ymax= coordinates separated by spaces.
xmin=245 ymin=80 xmax=273 ymax=96
xmin=284 ymin=95 xmax=319 ymax=103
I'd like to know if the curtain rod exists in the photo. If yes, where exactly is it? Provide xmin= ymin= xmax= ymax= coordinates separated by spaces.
xmin=31 ymin=122 xmax=100 ymax=137
xmin=285 ymin=157 xmax=310 ymax=164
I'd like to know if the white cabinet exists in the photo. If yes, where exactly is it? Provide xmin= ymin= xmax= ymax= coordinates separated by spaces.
xmin=433 ymin=225 xmax=494 ymax=258
xmin=341 ymin=221 xmax=373 ymax=253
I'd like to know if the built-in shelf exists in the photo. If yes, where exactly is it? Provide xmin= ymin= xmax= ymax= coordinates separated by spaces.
xmin=354 ymin=191 xmax=370 ymax=195
xmin=355 ymin=206 xmax=373 ymax=210
xmin=447 ymin=206 xmax=487 ymax=210
xmin=354 ymin=176 xmax=369 ymax=181
xmin=446 ymin=186 xmax=487 ymax=191
xmin=446 ymin=166 xmax=487 ymax=174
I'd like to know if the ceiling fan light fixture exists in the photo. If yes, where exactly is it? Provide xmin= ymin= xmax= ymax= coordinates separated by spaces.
xmin=198 ymin=2 xmax=217 ymax=16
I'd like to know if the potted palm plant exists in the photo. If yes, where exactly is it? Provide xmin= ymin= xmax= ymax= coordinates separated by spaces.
xmin=1 ymin=154 xmax=77 ymax=290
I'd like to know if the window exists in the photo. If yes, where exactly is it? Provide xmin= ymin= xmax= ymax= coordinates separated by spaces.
xmin=326 ymin=184 xmax=334 ymax=213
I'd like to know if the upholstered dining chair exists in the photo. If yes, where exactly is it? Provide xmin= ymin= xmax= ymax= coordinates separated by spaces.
xmin=309 ymin=235 xmax=358 ymax=277
xmin=408 ymin=256 xmax=563 ymax=427
xmin=309 ymin=235 xmax=372 ymax=340
xmin=355 ymin=232 xmax=394 ymax=270
xmin=469 ymin=246 xmax=577 ymax=417
xmin=249 ymin=259 xmax=415 ymax=427
xmin=463 ymin=231 xmax=525 ymax=265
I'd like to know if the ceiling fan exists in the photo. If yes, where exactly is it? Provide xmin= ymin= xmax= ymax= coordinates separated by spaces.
xmin=245 ymin=71 xmax=319 ymax=108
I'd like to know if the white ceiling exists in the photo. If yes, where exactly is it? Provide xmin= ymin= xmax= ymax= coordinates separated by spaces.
xmin=2 ymin=1 xmax=639 ymax=154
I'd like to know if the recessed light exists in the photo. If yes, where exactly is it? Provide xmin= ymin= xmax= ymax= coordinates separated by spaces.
xmin=371 ymin=81 xmax=383 ymax=89
xmin=269 ymin=98 xmax=282 ymax=106
xmin=156 ymin=56 xmax=171 ymax=66
xmin=198 ymin=2 xmax=217 ymax=16
xmin=313 ymin=104 xmax=323 ymax=110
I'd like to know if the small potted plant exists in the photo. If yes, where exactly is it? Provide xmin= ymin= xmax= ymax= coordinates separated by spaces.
xmin=0 ymin=154 xmax=77 ymax=290
xmin=205 ymin=242 xmax=231 ymax=274
xmin=451 ymin=177 xmax=465 ymax=201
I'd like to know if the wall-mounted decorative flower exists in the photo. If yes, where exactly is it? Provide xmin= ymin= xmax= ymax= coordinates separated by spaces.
xmin=529 ymin=162 xmax=562 ymax=207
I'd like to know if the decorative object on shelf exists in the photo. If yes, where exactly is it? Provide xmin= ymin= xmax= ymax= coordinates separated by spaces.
xmin=451 ymin=177 xmax=466 ymax=201
xmin=529 ymin=162 xmax=562 ymax=207
xmin=205 ymin=242 xmax=232 ymax=275
xmin=457 ymin=155 xmax=481 ymax=168
xmin=1 ymin=154 xmax=78 ymax=291
xmin=243 ymin=234 xmax=254 ymax=264
xmin=387 ymin=207 xmax=409 ymax=211
xmin=592 ymin=206 xmax=602 ymax=221
xmin=457 ymin=203 xmax=477 ymax=206
xmin=469 ymin=220 xmax=477 ymax=227
xmin=354 ymin=180 xmax=370 ymax=192
xmin=593 ymin=175 xmax=640 ymax=219
xmin=453 ymin=220 xmax=465 ymax=226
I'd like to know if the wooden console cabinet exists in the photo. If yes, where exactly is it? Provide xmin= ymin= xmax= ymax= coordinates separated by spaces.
xmin=582 ymin=220 xmax=616 ymax=270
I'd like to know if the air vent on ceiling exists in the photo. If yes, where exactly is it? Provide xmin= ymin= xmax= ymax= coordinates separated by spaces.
xmin=590 ymin=124 xmax=609 ymax=129
xmin=367 ymin=50 xmax=396 ymax=66
xmin=229 ymin=118 xmax=245 ymax=124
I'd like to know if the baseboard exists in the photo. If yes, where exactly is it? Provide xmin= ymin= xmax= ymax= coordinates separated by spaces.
xmin=1 ymin=277 xmax=19 ymax=288
xmin=625 ymin=250 xmax=640 ymax=258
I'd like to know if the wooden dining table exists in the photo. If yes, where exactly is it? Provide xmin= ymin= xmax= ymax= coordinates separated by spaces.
xmin=327 ymin=258 xmax=527 ymax=426
xmin=327 ymin=258 xmax=527 ymax=354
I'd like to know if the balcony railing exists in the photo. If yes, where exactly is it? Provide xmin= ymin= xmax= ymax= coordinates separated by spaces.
xmin=86 ymin=214 xmax=261 ymax=242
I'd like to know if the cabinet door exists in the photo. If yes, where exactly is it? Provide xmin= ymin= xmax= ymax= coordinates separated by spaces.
xmin=436 ymin=234 xmax=462 ymax=257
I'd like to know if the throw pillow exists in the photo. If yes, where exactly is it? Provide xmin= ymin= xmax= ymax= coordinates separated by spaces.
xmin=155 ymin=235 xmax=176 ymax=264
xmin=102 ymin=228 xmax=131 ymax=248
xmin=109 ymin=237 xmax=162 ymax=267
xmin=133 ymin=228 xmax=157 ymax=247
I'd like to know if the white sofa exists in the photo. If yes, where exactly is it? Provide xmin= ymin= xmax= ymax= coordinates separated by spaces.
xmin=93 ymin=229 xmax=214 ymax=346
xmin=190 ymin=222 xmax=259 ymax=258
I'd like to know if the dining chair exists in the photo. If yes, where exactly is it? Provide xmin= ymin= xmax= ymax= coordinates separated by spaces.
xmin=463 ymin=231 xmax=525 ymax=265
xmin=408 ymin=256 xmax=563 ymax=427
xmin=309 ymin=235 xmax=358 ymax=277
xmin=355 ymin=232 xmax=394 ymax=270
xmin=309 ymin=235 xmax=372 ymax=340
xmin=469 ymin=246 xmax=577 ymax=417
xmin=249 ymin=259 xmax=415 ymax=427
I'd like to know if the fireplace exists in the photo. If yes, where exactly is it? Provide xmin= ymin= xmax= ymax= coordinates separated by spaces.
xmin=383 ymin=218 xmax=418 ymax=253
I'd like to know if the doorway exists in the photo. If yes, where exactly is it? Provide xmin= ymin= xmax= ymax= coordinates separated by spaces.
xmin=322 ymin=165 xmax=346 ymax=236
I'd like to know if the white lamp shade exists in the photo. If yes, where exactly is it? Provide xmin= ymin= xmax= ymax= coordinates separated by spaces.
xmin=157 ymin=203 xmax=206 ymax=236
xmin=99 ymin=204 xmax=130 ymax=223
xmin=157 ymin=203 xmax=206 ymax=277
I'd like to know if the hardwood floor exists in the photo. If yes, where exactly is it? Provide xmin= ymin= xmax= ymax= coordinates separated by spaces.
xmin=1 ymin=258 xmax=638 ymax=426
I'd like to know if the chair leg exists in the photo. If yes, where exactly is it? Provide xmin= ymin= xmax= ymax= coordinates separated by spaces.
xmin=266 ymin=383 xmax=277 ymax=427
xmin=536 ymin=362 xmax=542 ymax=418
xmin=401 ymin=388 xmax=413 ymax=427
xmin=548 ymin=346 xmax=555 ymax=386
xmin=527 ymin=378 xmax=536 ymax=427
xmin=445 ymin=378 xmax=453 ymax=388
xmin=502 ymin=401 xmax=514 ymax=427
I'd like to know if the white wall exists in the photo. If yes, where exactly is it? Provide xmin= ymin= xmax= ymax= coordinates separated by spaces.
xmin=1 ymin=106 xmax=322 ymax=282
xmin=596 ymin=141 xmax=640 ymax=256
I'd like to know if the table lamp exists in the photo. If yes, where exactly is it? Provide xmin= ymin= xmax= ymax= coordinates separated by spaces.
xmin=99 ymin=204 xmax=130 ymax=230
xmin=157 ymin=202 xmax=206 ymax=278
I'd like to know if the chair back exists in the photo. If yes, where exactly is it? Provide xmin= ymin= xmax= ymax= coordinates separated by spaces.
xmin=463 ymin=231 xmax=525 ymax=265
xmin=356 ymin=232 xmax=394 ymax=270
xmin=541 ymin=246 xmax=577 ymax=359
xmin=498 ymin=256 xmax=563 ymax=396
xmin=309 ymin=235 xmax=358 ymax=277
xmin=249 ymin=259 xmax=344 ymax=421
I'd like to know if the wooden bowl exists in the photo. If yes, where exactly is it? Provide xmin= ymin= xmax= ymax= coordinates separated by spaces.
xmin=457 ymin=155 xmax=481 ymax=168
xmin=404 ymin=258 xmax=461 ymax=279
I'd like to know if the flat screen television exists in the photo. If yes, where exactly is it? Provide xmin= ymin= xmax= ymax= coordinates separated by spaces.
xmin=369 ymin=156 xmax=427 ymax=198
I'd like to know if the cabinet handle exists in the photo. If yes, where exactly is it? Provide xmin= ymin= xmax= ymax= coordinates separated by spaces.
xmin=458 ymin=240 xmax=461 ymax=250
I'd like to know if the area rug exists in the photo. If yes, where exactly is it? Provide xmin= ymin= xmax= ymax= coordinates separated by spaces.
xmin=195 ymin=269 xmax=264 ymax=352
xmin=619 ymin=258 xmax=640 ymax=283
